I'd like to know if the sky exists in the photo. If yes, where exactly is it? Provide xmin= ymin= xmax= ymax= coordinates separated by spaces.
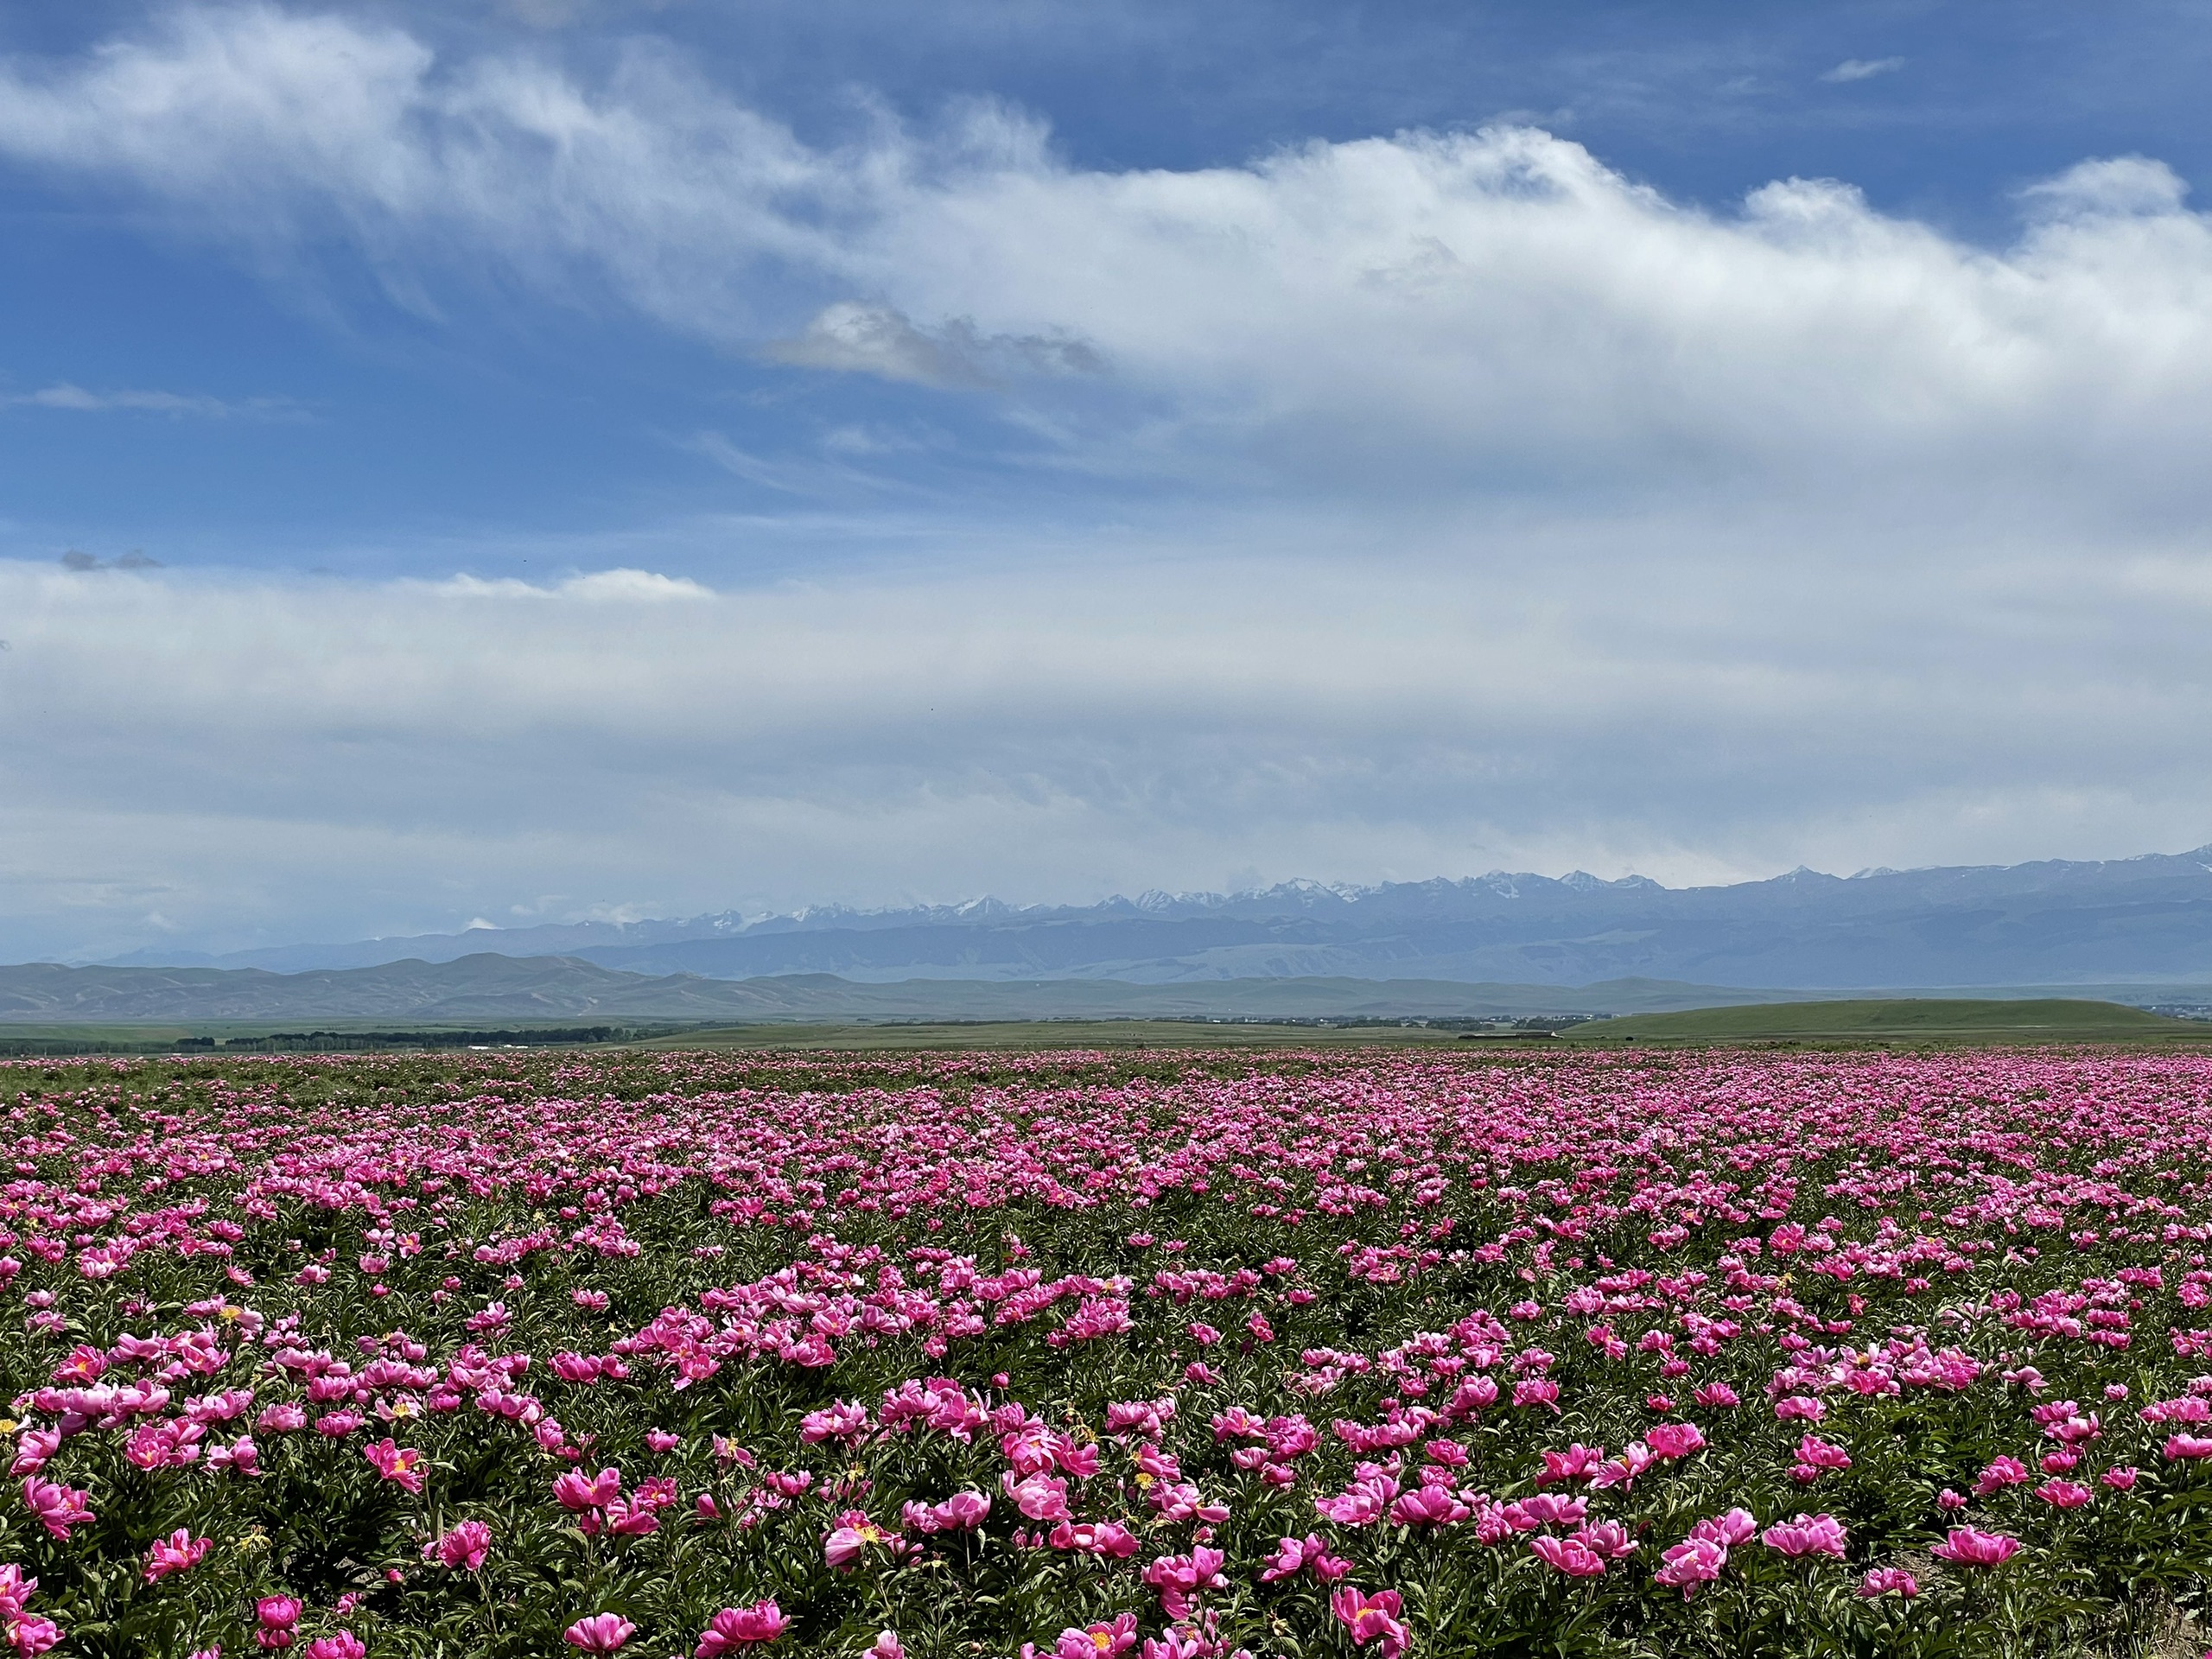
xmin=1 ymin=0 xmax=2210 ymax=960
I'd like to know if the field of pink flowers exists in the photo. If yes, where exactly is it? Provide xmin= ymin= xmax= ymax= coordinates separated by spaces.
xmin=6 ymin=1044 xmax=2212 ymax=1658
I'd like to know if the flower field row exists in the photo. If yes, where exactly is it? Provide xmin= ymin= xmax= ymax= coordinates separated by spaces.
xmin=6 ymin=1045 xmax=2212 ymax=1656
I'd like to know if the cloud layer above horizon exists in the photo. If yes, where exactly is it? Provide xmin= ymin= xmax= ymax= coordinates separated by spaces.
xmin=0 ymin=6 xmax=2209 ymax=958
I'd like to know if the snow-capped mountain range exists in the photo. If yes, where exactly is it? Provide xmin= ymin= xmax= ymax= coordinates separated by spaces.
xmin=91 ymin=849 xmax=2212 ymax=989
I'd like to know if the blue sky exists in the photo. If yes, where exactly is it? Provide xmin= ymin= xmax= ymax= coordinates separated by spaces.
xmin=1 ymin=1 xmax=2209 ymax=958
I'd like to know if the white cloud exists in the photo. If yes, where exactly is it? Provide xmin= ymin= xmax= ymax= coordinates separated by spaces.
xmin=3 ymin=382 xmax=302 ymax=417
xmin=2 ymin=509 xmax=2209 ymax=957
xmin=0 ymin=12 xmax=2209 ymax=957
xmin=2020 ymin=156 xmax=2191 ymax=219
xmin=766 ymin=302 xmax=1100 ymax=387
xmin=0 ymin=10 xmax=2205 ymax=510
xmin=424 ymin=569 xmax=714 ymax=602
xmin=1821 ymin=57 xmax=1907 ymax=84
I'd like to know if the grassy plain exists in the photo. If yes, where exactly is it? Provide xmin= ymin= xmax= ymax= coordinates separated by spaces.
xmin=1562 ymin=996 xmax=2211 ymax=1046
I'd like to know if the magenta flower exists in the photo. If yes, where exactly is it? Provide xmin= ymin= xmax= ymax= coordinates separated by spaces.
xmin=1931 ymin=1528 xmax=2020 ymax=1567
xmin=1795 ymin=1435 xmax=1851 ymax=1473
xmin=555 ymin=1468 xmax=623 ymax=1510
xmin=143 ymin=1529 xmax=213 ymax=1583
xmin=1656 ymin=1536 xmax=1727 ymax=1598
xmin=1574 ymin=1520 xmax=1637 ymax=1560
xmin=1530 ymin=1534 xmax=1608 ymax=1576
xmin=932 ymin=1490 xmax=991 ymax=1530
xmin=364 ymin=1440 xmax=426 ymax=1494
xmin=1000 ymin=1471 xmax=1072 ymax=1522
xmin=1692 ymin=1509 xmax=1758 ymax=1547
xmin=7 ymin=1429 xmax=59 ymax=1478
xmin=2164 ymin=1435 xmax=2212 ymax=1461
xmin=1858 ymin=1567 xmax=1920 ymax=1599
xmin=1974 ymin=1455 xmax=2031 ymax=1496
xmin=302 ymin=1635 xmax=365 ymax=1659
xmin=257 ymin=1403 xmax=308 ymax=1435
xmin=1761 ymin=1514 xmax=1847 ymax=1559
xmin=426 ymin=1521 xmax=492 ymax=1572
xmin=1260 ymin=1535 xmax=1351 ymax=1582
xmin=22 ymin=1478 xmax=94 ymax=1541
xmin=1030 ymin=1615 xmax=1137 ymax=1659
xmin=695 ymin=1600 xmax=790 ymax=1655
xmin=1330 ymin=1587 xmax=1408 ymax=1657
xmin=564 ymin=1614 xmax=635 ymax=1652
xmin=1536 ymin=1443 xmax=1605 ymax=1486
xmin=1502 ymin=1492 xmax=1587 ymax=1530
xmin=1141 ymin=1548 xmax=1227 ymax=1620
xmin=1046 ymin=1520 xmax=1141 ymax=1557
xmin=1389 ymin=1484 xmax=1471 ymax=1526
xmin=1512 ymin=1378 xmax=1561 ymax=1411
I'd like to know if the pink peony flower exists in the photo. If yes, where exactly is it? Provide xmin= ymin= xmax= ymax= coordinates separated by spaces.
xmin=556 ymin=1468 xmax=623 ymax=1511
xmin=1974 ymin=1456 xmax=2031 ymax=1497
xmin=302 ymin=1635 xmax=365 ymax=1659
xmin=143 ymin=1529 xmax=213 ymax=1583
xmin=1001 ymin=1471 xmax=1072 ymax=1522
xmin=1574 ymin=1520 xmax=1636 ymax=1560
xmin=1761 ymin=1514 xmax=1847 ymax=1559
xmin=1646 ymin=1421 xmax=1706 ymax=1459
xmin=1260 ymin=1535 xmax=1351 ymax=1582
xmin=427 ymin=1521 xmax=492 ymax=1572
xmin=1859 ymin=1567 xmax=1920 ymax=1598
xmin=1046 ymin=1520 xmax=1141 ymax=1558
xmin=1141 ymin=1548 xmax=1227 ymax=1620
xmin=932 ymin=1490 xmax=991 ymax=1530
xmin=22 ymin=1477 xmax=94 ymax=1541
xmin=1330 ymin=1587 xmax=1408 ymax=1658
xmin=364 ymin=1440 xmax=426 ymax=1494
xmin=8 ymin=1430 xmax=60 ymax=1477
xmin=1656 ymin=1535 xmax=1727 ymax=1598
xmin=1028 ymin=1615 xmax=1138 ymax=1659
xmin=1389 ymin=1484 xmax=1471 ymax=1526
xmin=1530 ymin=1535 xmax=1608 ymax=1576
xmin=564 ymin=1614 xmax=635 ymax=1652
xmin=695 ymin=1600 xmax=791 ymax=1655
xmin=1931 ymin=1528 xmax=2020 ymax=1567
xmin=1693 ymin=1509 xmax=1758 ymax=1547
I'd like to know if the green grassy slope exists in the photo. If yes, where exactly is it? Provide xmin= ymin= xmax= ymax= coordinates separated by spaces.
xmin=1564 ymin=998 xmax=2209 ymax=1045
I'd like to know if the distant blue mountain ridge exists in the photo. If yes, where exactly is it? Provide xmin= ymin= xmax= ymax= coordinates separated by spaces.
xmin=94 ymin=847 xmax=2212 ymax=989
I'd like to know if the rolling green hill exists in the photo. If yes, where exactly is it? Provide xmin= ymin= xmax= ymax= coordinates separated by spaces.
xmin=1565 ymin=998 xmax=2209 ymax=1046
